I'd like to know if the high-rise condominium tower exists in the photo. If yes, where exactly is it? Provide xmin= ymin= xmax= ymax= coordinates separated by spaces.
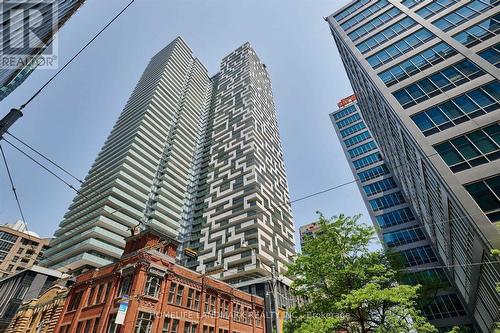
xmin=0 ymin=0 xmax=86 ymax=101
xmin=327 ymin=1 xmax=499 ymax=331
xmin=331 ymin=95 xmax=472 ymax=330
xmin=43 ymin=37 xmax=296 ymax=286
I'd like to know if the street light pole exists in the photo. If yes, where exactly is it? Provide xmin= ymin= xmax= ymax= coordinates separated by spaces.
xmin=244 ymin=242 xmax=281 ymax=333
xmin=271 ymin=264 xmax=281 ymax=333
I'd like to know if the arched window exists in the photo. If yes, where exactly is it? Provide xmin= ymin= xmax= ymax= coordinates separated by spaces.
xmin=144 ymin=275 xmax=161 ymax=298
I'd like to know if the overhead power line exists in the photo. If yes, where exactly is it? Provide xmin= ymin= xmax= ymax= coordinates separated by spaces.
xmin=6 ymin=131 xmax=83 ymax=184
xmin=1 ymin=138 xmax=146 ymax=230
xmin=18 ymin=0 xmax=136 ymax=111
xmin=289 ymin=151 xmax=440 ymax=204
xmin=0 ymin=144 xmax=37 ymax=253
xmin=4 ymin=134 xmax=493 ymax=248
xmin=3 ymin=138 xmax=81 ymax=194
xmin=4 ymin=134 xmax=498 ymax=269
xmin=0 ymin=145 xmax=27 ymax=225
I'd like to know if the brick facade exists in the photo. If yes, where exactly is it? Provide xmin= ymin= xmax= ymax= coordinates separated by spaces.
xmin=54 ymin=229 xmax=265 ymax=333
xmin=5 ymin=285 xmax=68 ymax=333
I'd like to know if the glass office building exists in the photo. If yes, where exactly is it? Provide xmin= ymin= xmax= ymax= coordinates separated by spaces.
xmin=327 ymin=1 xmax=499 ymax=331
xmin=331 ymin=96 xmax=473 ymax=331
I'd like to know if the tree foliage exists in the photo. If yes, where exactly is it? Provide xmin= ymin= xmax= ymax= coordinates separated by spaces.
xmin=285 ymin=213 xmax=437 ymax=333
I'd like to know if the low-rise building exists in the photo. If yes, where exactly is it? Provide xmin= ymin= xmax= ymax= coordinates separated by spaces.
xmin=55 ymin=228 xmax=265 ymax=333
xmin=0 ymin=221 xmax=50 ymax=278
xmin=5 ymin=284 xmax=69 ymax=333
xmin=0 ymin=265 xmax=68 ymax=331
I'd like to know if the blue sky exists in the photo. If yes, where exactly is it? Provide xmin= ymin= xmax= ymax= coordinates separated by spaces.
xmin=0 ymin=0 xmax=376 ymax=248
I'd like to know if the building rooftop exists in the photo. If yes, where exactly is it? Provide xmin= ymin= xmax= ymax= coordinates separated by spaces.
xmin=1 ymin=220 xmax=42 ymax=239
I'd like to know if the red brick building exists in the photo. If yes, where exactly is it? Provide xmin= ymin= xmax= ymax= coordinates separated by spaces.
xmin=54 ymin=229 xmax=265 ymax=333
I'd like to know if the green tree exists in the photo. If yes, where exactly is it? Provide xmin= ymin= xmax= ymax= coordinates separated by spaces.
xmin=285 ymin=213 xmax=437 ymax=333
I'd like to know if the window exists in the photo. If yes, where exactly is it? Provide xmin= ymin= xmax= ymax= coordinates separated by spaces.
xmin=394 ymin=59 xmax=485 ymax=109
xmin=243 ymin=307 xmax=251 ymax=324
xmin=193 ymin=290 xmax=201 ymax=309
xmin=411 ymin=81 xmax=500 ymax=136
xmin=402 ymin=0 xmax=425 ymax=8
xmin=353 ymin=152 xmax=383 ymax=170
xmin=0 ymin=232 xmax=18 ymax=242
xmin=348 ymin=141 xmax=377 ymax=158
xmin=256 ymin=309 xmax=263 ymax=327
xmin=367 ymin=29 xmax=435 ymax=68
xmin=76 ymin=321 xmax=84 ymax=333
xmin=357 ymin=17 xmax=417 ymax=54
xmin=220 ymin=298 xmax=230 ymax=319
xmin=369 ymin=192 xmax=406 ymax=211
xmin=144 ymin=275 xmax=161 ymax=298
xmin=134 ymin=312 xmax=154 ymax=333
xmin=184 ymin=322 xmax=198 ymax=333
xmin=186 ymin=289 xmax=194 ymax=308
xmin=233 ymin=303 xmax=242 ymax=322
xmin=348 ymin=7 xmax=402 ymax=41
xmin=423 ymin=294 xmax=467 ymax=319
xmin=340 ymin=122 xmax=366 ymax=137
xmin=465 ymin=176 xmax=500 ymax=222
xmin=358 ymin=164 xmax=390 ymax=182
xmin=363 ymin=177 xmax=398 ymax=196
xmin=479 ymin=43 xmax=500 ymax=67
xmin=68 ymin=291 xmax=83 ymax=311
xmin=162 ymin=318 xmax=171 ymax=333
xmin=383 ymin=226 xmax=426 ymax=247
xmin=175 ymin=285 xmax=184 ymax=305
xmin=102 ymin=283 xmax=111 ymax=304
xmin=83 ymin=319 xmax=93 ymax=333
xmin=92 ymin=317 xmax=100 ymax=333
xmin=375 ymin=207 xmax=415 ymax=229
xmin=454 ymin=14 xmax=500 ymax=47
xmin=400 ymin=246 xmax=438 ymax=267
xmin=87 ymin=286 xmax=96 ymax=306
xmin=336 ymin=113 xmax=361 ymax=128
xmin=59 ymin=325 xmax=70 ymax=333
xmin=202 ymin=326 xmax=215 ymax=333
xmin=402 ymin=269 xmax=449 ymax=286
xmin=344 ymin=130 xmax=371 ymax=147
xmin=341 ymin=0 xmax=390 ymax=30
xmin=383 ymin=42 xmax=454 ymax=83
xmin=335 ymin=0 xmax=371 ymax=22
xmin=333 ymin=105 xmax=356 ymax=120
xmin=168 ymin=283 xmax=177 ymax=304
xmin=170 ymin=320 xmax=179 ymax=333
xmin=118 ymin=275 xmax=132 ymax=297
xmin=204 ymin=294 xmax=216 ymax=314
xmin=416 ymin=0 xmax=460 ymax=18
xmin=107 ymin=314 xmax=119 ymax=333
xmin=0 ymin=241 xmax=14 ymax=253
xmin=434 ymin=123 xmax=500 ymax=172
xmin=433 ymin=0 xmax=496 ymax=32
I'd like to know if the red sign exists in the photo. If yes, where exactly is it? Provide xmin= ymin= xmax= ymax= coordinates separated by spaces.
xmin=337 ymin=94 xmax=357 ymax=108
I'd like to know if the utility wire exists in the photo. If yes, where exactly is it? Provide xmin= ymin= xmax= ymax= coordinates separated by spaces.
xmin=3 ymin=138 xmax=81 ymax=194
xmin=0 ymin=144 xmax=27 ymax=226
xmin=289 ymin=151 xmax=440 ymax=204
xmin=19 ymin=0 xmax=136 ymax=110
xmin=2 ymin=134 xmax=486 ymax=235
xmin=6 ymin=131 xmax=83 ymax=184
xmin=0 ymin=144 xmax=37 ymax=253
xmin=1 ymin=139 xmax=146 ymax=236
xmin=3 ymin=124 xmax=494 ymax=268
